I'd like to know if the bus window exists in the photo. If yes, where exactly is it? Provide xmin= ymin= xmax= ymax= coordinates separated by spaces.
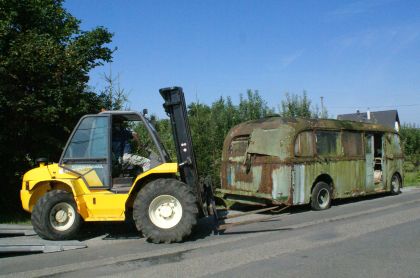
xmin=342 ymin=132 xmax=363 ymax=157
xmin=294 ymin=131 xmax=314 ymax=157
xmin=316 ymin=131 xmax=341 ymax=157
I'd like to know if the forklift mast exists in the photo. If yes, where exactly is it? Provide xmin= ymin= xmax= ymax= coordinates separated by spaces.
xmin=159 ymin=87 xmax=205 ymax=213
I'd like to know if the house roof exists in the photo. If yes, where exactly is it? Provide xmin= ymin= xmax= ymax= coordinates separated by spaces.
xmin=337 ymin=110 xmax=400 ymax=128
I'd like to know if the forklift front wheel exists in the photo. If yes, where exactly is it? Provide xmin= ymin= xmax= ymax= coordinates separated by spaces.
xmin=133 ymin=178 xmax=198 ymax=243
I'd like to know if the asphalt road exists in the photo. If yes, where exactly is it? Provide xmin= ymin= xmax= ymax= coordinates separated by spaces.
xmin=1 ymin=188 xmax=420 ymax=278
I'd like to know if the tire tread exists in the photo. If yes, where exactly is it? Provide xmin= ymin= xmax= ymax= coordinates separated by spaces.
xmin=133 ymin=178 xmax=198 ymax=243
xmin=31 ymin=190 xmax=81 ymax=240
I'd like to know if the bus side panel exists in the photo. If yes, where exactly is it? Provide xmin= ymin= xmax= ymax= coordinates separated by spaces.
xmin=385 ymin=158 xmax=404 ymax=190
xmin=333 ymin=160 xmax=366 ymax=197
xmin=384 ymin=133 xmax=404 ymax=190
xmin=294 ymin=160 xmax=366 ymax=204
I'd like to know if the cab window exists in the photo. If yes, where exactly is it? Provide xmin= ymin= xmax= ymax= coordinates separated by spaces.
xmin=63 ymin=116 xmax=108 ymax=159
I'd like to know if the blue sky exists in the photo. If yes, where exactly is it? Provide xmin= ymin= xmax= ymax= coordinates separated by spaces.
xmin=65 ymin=0 xmax=420 ymax=124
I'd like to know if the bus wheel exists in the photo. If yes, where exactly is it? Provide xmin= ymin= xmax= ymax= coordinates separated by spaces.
xmin=311 ymin=182 xmax=332 ymax=211
xmin=133 ymin=179 xmax=198 ymax=243
xmin=31 ymin=190 xmax=82 ymax=240
xmin=390 ymin=174 xmax=401 ymax=195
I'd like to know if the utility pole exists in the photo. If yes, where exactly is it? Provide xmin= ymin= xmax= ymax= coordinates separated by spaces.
xmin=320 ymin=96 xmax=325 ymax=118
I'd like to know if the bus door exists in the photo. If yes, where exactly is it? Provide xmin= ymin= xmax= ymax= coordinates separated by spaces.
xmin=367 ymin=133 xmax=386 ymax=191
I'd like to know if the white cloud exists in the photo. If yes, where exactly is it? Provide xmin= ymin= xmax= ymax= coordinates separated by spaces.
xmin=330 ymin=23 xmax=420 ymax=53
xmin=279 ymin=50 xmax=304 ymax=69
xmin=327 ymin=0 xmax=397 ymax=19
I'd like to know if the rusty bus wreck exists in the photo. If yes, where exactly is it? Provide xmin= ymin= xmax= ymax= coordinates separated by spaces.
xmin=218 ymin=117 xmax=404 ymax=210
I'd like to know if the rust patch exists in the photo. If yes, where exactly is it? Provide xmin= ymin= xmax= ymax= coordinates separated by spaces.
xmin=259 ymin=162 xmax=277 ymax=194
xmin=234 ymin=164 xmax=253 ymax=183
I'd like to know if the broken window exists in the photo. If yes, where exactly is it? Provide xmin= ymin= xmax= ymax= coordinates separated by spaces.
xmin=342 ymin=131 xmax=363 ymax=157
xmin=316 ymin=131 xmax=341 ymax=157
xmin=229 ymin=136 xmax=249 ymax=158
xmin=294 ymin=131 xmax=314 ymax=157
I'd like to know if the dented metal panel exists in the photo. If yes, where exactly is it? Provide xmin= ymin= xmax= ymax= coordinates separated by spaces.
xmin=271 ymin=166 xmax=292 ymax=200
xmin=246 ymin=127 xmax=294 ymax=160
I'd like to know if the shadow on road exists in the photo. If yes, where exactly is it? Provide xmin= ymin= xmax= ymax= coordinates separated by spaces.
xmin=78 ymin=220 xmax=140 ymax=241
xmin=22 ymin=192 xmax=397 ymax=244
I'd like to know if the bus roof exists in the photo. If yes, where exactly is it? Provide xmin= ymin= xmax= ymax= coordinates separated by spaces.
xmin=227 ymin=117 xmax=396 ymax=138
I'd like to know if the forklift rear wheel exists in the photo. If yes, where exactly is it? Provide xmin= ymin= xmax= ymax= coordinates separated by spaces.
xmin=31 ymin=190 xmax=82 ymax=240
xmin=133 ymin=178 xmax=198 ymax=243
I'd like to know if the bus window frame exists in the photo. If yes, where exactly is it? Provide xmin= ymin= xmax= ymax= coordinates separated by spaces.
xmin=293 ymin=130 xmax=315 ymax=158
xmin=314 ymin=129 xmax=343 ymax=158
xmin=341 ymin=130 xmax=365 ymax=159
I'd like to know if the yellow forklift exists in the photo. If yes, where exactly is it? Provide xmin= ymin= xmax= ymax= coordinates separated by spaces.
xmin=20 ymin=87 xmax=216 ymax=243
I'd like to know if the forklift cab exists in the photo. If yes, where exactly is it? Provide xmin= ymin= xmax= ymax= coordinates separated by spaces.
xmin=59 ymin=111 xmax=171 ymax=191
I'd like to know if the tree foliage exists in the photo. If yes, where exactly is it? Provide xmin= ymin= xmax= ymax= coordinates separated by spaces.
xmin=279 ymin=91 xmax=327 ymax=118
xmin=154 ymin=90 xmax=274 ymax=186
xmin=0 ymin=0 xmax=113 ymax=214
xmin=400 ymin=124 xmax=420 ymax=168
xmin=98 ymin=67 xmax=129 ymax=110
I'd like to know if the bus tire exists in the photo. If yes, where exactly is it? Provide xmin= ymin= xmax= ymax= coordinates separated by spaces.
xmin=311 ymin=182 xmax=332 ymax=211
xmin=133 ymin=178 xmax=198 ymax=243
xmin=31 ymin=190 xmax=82 ymax=240
xmin=390 ymin=174 xmax=401 ymax=195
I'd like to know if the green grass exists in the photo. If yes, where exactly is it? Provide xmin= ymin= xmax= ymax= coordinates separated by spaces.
xmin=404 ymin=171 xmax=420 ymax=187
xmin=403 ymin=160 xmax=420 ymax=187
xmin=0 ymin=212 xmax=31 ymax=225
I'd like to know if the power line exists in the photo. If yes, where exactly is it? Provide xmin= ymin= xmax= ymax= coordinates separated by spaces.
xmin=329 ymin=103 xmax=420 ymax=109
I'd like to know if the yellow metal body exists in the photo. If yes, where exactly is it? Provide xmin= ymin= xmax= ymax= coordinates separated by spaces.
xmin=21 ymin=162 xmax=178 ymax=221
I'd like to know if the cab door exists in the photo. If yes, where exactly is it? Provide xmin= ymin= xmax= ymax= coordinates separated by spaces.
xmin=60 ymin=115 xmax=111 ymax=188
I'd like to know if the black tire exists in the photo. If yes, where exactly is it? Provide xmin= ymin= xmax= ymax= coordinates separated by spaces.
xmin=390 ymin=174 xmax=401 ymax=195
xmin=31 ymin=190 xmax=82 ymax=240
xmin=311 ymin=181 xmax=332 ymax=211
xmin=133 ymin=178 xmax=198 ymax=243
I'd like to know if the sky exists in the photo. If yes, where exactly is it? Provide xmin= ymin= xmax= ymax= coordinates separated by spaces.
xmin=64 ymin=0 xmax=420 ymax=124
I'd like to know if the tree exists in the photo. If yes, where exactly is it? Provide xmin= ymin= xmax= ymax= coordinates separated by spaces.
xmin=239 ymin=90 xmax=275 ymax=121
xmin=98 ymin=66 xmax=129 ymax=110
xmin=178 ymin=91 xmax=274 ymax=186
xmin=400 ymin=124 xmax=420 ymax=168
xmin=0 ymin=0 xmax=114 ymax=215
xmin=279 ymin=91 xmax=327 ymax=118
